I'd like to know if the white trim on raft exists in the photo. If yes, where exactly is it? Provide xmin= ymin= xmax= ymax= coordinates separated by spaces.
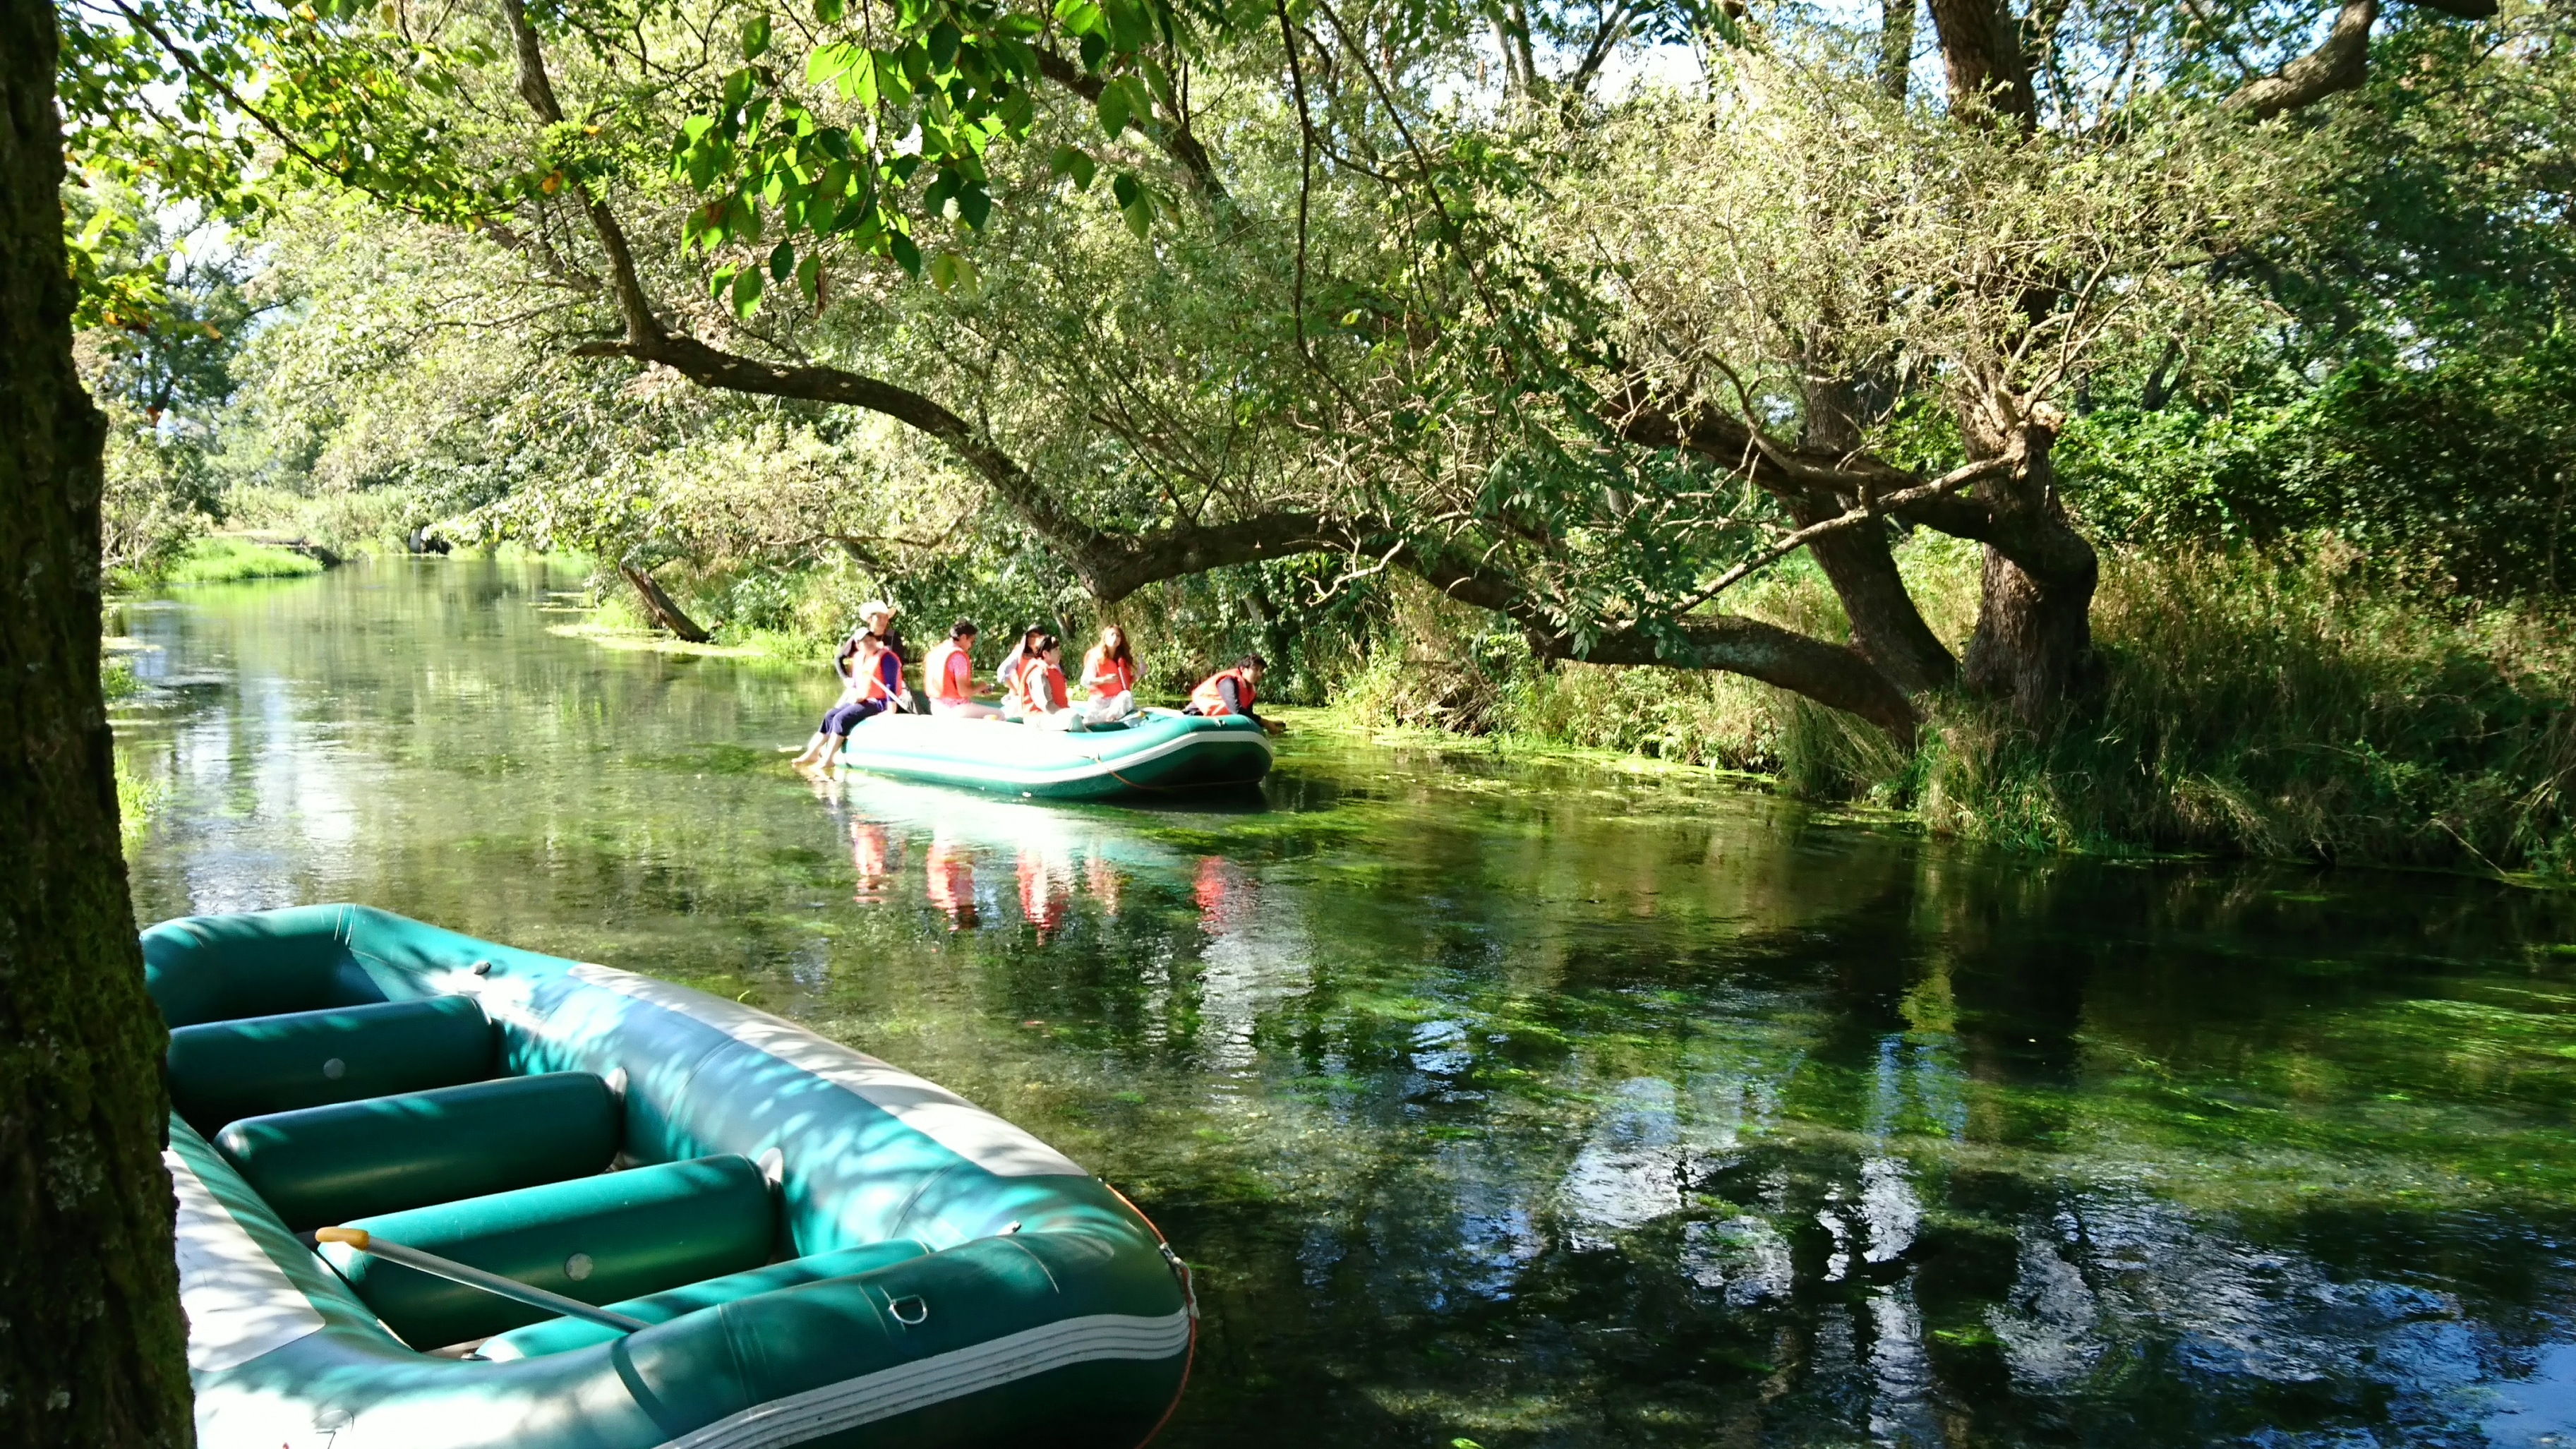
xmin=565 ymin=966 xmax=1088 ymax=1179
xmin=655 ymin=1309 xmax=1193 ymax=1449
xmin=836 ymin=715 xmax=1270 ymax=788
xmin=167 ymin=1149 xmax=326 ymax=1373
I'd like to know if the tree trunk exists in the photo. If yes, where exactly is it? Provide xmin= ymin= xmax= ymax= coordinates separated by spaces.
xmin=0 ymin=0 xmax=197 ymax=1438
xmin=1879 ymin=0 xmax=1917 ymax=98
xmin=1798 ymin=378 xmax=1958 ymax=695
xmin=1797 ymin=509 xmax=1961 ymax=696
xmin=1924 ymin=0 xmax=2037 ymax=122
xmin=1956 ymin=427 xmax=2100 ymax=724
xmin=620 ymin=564 xmax=711 ymax=642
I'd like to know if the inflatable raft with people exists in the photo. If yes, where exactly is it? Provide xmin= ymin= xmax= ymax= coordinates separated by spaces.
xmin=157 ymin=905 xmax=1194 ymax=1449
xmin=833 ymin=709 xmax=1272 ymax=800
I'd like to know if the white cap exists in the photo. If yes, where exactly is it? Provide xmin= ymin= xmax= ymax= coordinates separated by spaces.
xmin=857 ymin=600 xmax=897 ymax=621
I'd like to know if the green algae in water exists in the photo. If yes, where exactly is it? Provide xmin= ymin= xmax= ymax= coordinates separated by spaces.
xmin=114 ymin=557 xmax=2576 ymax=1448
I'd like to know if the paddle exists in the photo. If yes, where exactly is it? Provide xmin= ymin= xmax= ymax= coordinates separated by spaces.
xmin=315 ymin=1227 xmax=651 ymax=1334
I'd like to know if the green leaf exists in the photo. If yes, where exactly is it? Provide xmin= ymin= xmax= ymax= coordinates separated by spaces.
xmin=709 ymin=263 xmax=738 ymax=301
xmin=795 ymin=252 xmax=822 ymax=304
xmin=741 ymin=15 xmax=771 ymax=61
xmin=814 ymin=0 xmax=843 ymax=19
xmin=1048 ymin=144 xmax=1096 ymax=190
xmin=1112 ymin=171 xmax=1152 ymax=239
xmin=768 ymin=239 xmax=795 ymax=282
xmin=1096 ymin=83 xmax=1131 ymax=139
xmin=888 ymin=232 xmax=922 ymax=276
xmin=730 ymin=264 xmax=764 ymax=315
xmin=806 ymin=42 xmax=859 ymax=86
xmin=955 ymin=182 xmax=992 ymax=229
xmin=925 ymin=20 xmax=961 ymax=71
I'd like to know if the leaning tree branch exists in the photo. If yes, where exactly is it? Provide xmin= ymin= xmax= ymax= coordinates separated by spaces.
xmin=1671 ymin=455 xmax=2014 ymax=614
xmin=2223 ymin=0 xmax=2380 ymax=120
xmin=1402 ymin=543 xmax=1919 ymax=742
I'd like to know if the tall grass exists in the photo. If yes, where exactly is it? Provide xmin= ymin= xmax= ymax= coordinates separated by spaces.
xmin=1913 ymin=545 xmax=2576 ymax=874
xmin=164 ymin=536 xmax=327 ymax=584
xmin=1344 ymin=541 xmax=2576 ymax=877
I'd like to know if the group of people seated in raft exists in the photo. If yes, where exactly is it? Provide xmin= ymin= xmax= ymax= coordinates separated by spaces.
xmin=788 ymin=599 xmax=1277 ymax=774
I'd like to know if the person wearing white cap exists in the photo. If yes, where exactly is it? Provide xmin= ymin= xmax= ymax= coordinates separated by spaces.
xmin=788 ymin=601 xmax=912 ymax=774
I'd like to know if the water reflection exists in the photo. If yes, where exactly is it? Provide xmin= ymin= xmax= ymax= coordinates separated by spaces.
xmin=112 ymin=560 xmax=2576 ymax=1448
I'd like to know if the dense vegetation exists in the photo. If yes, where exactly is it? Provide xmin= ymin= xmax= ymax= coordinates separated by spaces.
xmin=59 ymin=0 xmax=2576 ymax=871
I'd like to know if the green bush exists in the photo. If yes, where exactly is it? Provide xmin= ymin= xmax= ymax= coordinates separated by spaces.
xmin=2060 ymin=330 xmax=2576 ymax=598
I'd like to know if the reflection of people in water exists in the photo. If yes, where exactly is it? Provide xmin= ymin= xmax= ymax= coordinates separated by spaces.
xmin=849 ymin=820 xmax=891 ymax=900
xmin=1193 ymin=855 xmax=1255 ymax=932
xmin=925 ymin=834 xmax=977 ymax=930
xmin=1017 ymin=850 xmax=1072 ymax=940
xmin=1083 ymin=855 xmax=1122 ymax=916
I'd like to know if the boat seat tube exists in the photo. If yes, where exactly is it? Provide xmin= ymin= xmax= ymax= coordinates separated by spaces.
xmin=321 ymin=1153 xmax=776 ymax=1351
xmin=477 ymin=1238 xmax=932 ymax=1361
xmin=167 ymin=994 xmax=495 ymax=1136
xmin=215 ymin=1071 xmax=619 ymax=1230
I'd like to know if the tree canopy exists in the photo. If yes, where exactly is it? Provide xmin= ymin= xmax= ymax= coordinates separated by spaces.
xmin=56 ymin=0 xmax=2568 ymax=733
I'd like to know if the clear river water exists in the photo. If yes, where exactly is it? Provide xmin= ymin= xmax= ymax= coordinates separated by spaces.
xmin=112 ymin=558 xmax=2576 ymax=1448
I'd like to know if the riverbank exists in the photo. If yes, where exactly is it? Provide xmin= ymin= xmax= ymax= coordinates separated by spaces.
xmin=1347 ymin=541 xmax=2576 ymax=880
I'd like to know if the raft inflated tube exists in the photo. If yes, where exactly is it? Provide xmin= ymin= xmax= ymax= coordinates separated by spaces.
xmin=152 ymin=903 xmax=1194 ymax=1449
xmin=836 ymin=709 xmax=1272 ymax=800
xmin=315 ymin=1228 xmax=650 ymax=1334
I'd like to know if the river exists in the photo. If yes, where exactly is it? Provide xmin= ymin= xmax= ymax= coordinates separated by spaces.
xmin=112 ymin=557 xmax=2576 ymax=1447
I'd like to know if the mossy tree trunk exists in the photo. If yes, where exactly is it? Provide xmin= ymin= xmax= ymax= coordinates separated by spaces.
xmin=0 ymin=0 xmax=196 ymax=1439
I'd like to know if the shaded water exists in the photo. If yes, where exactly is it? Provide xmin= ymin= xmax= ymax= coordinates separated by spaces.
xmin=114 ymin=558 xmax=2576 ymax=1448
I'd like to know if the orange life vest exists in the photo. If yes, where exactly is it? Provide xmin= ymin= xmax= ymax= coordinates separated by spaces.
xmin=1020 ymin=656 xmax=1069 ymax=713
xmin=851 ymin=639 xmax=899 ymax=703
xmin=925 ymin=639 xmax=973 ymax=704
xmin=1083 ymin=646 xmax=1137 ymax=698
xmin=1188 ymin=667 xmax=1256 ymax=716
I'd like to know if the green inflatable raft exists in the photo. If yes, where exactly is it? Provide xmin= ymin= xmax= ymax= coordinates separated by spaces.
xmin=835 ymin=711 xmax=1270 ymax=800
xmin=152 ymin=905 xmax=1194 ymax=1449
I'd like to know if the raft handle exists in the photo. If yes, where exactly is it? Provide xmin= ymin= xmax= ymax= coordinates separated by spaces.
xmin=316 ymin=1227 xmax=651 ymax=1335
xmin=887 ymin=1294 xmax=929 ymax=1325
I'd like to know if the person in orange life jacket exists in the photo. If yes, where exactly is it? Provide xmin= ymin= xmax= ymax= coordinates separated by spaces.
xmin=1185 ymin=654 xmax=1282 ymax=734
xmin=790 ymin=601 xmax=909 ymax=774
xmin=1078 ymin=624 xmax=1139 ymax=724
xmin=1018 ymin=635 xmax=1080 ymax=731
xmin=995 ymin=625 xmax=1047 ymax=719
xmin=923 ymin=619 xmax=1001 ymax=719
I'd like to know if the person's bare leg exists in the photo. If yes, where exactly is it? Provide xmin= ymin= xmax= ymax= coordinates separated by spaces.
xmin=789 ymin=730 xmax=832 ymax=767
xmin=806 ymin=734 xmax=849 ymax=776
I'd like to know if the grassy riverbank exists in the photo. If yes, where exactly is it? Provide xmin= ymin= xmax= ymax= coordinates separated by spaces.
xmin=160 ymin=535 xmax=326 ymax=584
xmin=1348 ymin=541 xmax=2576 ymax=879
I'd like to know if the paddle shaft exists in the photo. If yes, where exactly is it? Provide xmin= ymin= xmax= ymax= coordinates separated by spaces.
xmin=318 ymin=1228 xmax=649 ymax=1333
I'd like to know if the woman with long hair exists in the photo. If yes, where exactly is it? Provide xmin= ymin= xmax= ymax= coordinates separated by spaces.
xmin=1079 ymin=624 xmax=1139 ymax=724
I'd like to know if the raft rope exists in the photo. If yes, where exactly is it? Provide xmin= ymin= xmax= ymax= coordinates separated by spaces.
xmin=315 ymin=1226 xmax=650 ymax=1333
xmin=1100 ymin=1184 xmax=1198 ymax=1449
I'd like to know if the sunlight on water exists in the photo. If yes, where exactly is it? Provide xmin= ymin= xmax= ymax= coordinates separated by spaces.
xmin=114 ymin=558 xmax=2576 ymax=1447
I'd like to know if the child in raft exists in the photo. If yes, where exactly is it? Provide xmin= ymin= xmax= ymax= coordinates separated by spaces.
xmin=993 ymin=625 xmax=1046 ymax=716
xmin=1011 ymin=635 xmax=1082 ymax=730
xmin=1078 ymin=624 xmax=1139 ymax=725
xmin=789 ymin=601 xmax=910 ymax=772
